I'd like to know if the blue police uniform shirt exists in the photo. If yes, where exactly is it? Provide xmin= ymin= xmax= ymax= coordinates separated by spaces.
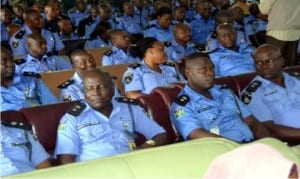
xmin=1 ymin=23 xmax=9 ymax=41
xmin=209 ymin=43 xmax=255 ymax=77
xmin=102 ymin=46 xmax=140 ymax=66
xmin=144 ymin=25 xmax=174 ymax=42
xmin=233 ymin=22 xmax=250 ymax=44
xmin=15 ymin=54 xmax=72 ymax=74
xmin=68 ymin=10 xmax=89 ymax=28
xmin=115 ymin=14 xmax=144 ymax=35
xmin=1 ymin=73 xmax=58 ymax=111
xmin=123 ymin=60 xmax=183 ymax=94
xmin=241 ymin=73 xmax=300 ymax=128
xmin=206 ymin=30 xmax=248 ymax=51
xmin=84 ymin=16 xmax=100 ymax=38
xmin=245 ymin=18 xmax=267 ymax=36
xmin=59 ymin=72 xmax=121 ymax=102
xmin=0 ymin=124 xmax=50 ymax=176
xmin=9 ymin=25 xmax=65 ymax=58
xmin=165 ymin=40 xmax=199 ymax=62
xmin=170 ymin=85 xmax=254 ymax=142
xmin=189 ymin=14 xmax=215 ymax=44
xmin=184 ymin=8 xmax=196 ymax=22
xmin=84 ymin=37 xmax=111 ymax=49
xmin=12 ymin=17 xmax=24 ymax=26
xmin=54 ymin=100 xmax=165 ymax=162
xmin=134 ymin=6 xmax=150 ymax=29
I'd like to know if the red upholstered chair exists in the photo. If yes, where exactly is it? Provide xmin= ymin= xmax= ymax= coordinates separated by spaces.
xmin=20 ymin=101 xmax=79 ymax=154
xmin=215 ymin=76 xmax=238 ymax=95
xmin=138 ymin=89 xmax=180 ymax=143
xmin=229 ymin=73 xmax=257 ymax=97
xmin=284 ymin=65 xmax=300 ymax=76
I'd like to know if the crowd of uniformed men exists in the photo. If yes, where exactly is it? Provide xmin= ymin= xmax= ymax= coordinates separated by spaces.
xmin=1 ymin=0 xmax=300 ymax=177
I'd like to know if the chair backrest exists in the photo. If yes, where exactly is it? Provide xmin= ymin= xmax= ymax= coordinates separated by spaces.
xmin=1 ymin=110 xmax=26 ymax=123
xmin=20 ymin=101 xmax=79 ymax=153
xmin=87 ymin=47 xmax=112 ymax=66
xmin=230 ymin=73 xmax=257 ymax=97
xmin=40 ymin=69 xmax=75 ymax=98
xmin=99 ymin=64 xmax=128 ymax=95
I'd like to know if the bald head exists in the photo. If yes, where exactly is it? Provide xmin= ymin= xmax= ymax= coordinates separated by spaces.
xmin=254 ymin=44 xmax=281 ymax=60
xmin=83 ymin=69 xmax=113 ymax=87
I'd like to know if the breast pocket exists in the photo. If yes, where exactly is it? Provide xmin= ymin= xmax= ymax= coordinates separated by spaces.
xmin=77 ymin=122 xmax=105 ymax=142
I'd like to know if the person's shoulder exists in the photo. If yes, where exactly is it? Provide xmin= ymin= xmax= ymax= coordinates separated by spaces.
xmin=174 ymin=94 xmax=190 ymax=106
xmin=14 ymin=58 xmax=26 ymax=65
xmin=128 ymin=63 xmax=142 ymax=69
xmin=22 ymin=72 xmax=41 ymax=79
xmin=114 ymin=97 xmax=139 ymax=105
xmin=104 ymin=50 xmax=113 ymax=57
xmin=241 ymin=78 xmax=262 ymax=104
xmin=13 ymin=28 xmax=25 ymax=39
xmin=66 ymin=102 xmax=87 ymax=117
xmin=1 ymin=121 xmax=32 ymax=131
xmin=57 ymin=79 xmax=75 ymax=89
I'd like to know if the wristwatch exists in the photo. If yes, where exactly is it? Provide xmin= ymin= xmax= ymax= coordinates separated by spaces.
xmin=145 ymin=140 xmax=156 ymax=146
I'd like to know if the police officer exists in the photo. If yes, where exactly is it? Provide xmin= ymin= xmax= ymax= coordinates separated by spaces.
xmin=1 ymin=122 xmax=51 ymax=176
xmin=1 ymin=47 xmax=58 ymax=112
xmin=102 ymin=30 xmax=140 ymax=66
xmin=9 ymin=9 xmax=65 ymax=59
xmin=58 ymin=50 xmax=120 ymax=102
xmin=133 ymin=0 xmax=150 ymax=29
xmin=122 ymin=37 xmax=184 ymax=99
xmin=189 ymin=1 xmax=215 ymax=46
xmin=206 ymin=10 xmax=248 ymax=51
xmin=68 ymin=0 xmax=89 ymax=29
xmin=57 ymin=19 xmax=80 ymax=41
xmin=15 ymin=33 xmax=72 ymax=74
xmin=84 ymin=21 xmax=112 ymax=49
xmin=55 ymin=69 xmax=168 ymax=164
xmin=115 ymin=2 xmax=144 ymax=43
xmin=76 ymin=5 xmax=100 ymax=39
xmin=144 ymin=6 xmax=174 ymax=43
xmin=170 ymin=52 xmax=269 ymax=143
xmin=165 ymin=23 xmax=199 ymax=62
xmin=209 ymin=23 xmax=255 ymax=77
xmin=241 ymin=44 xmax=300 ymax=144
xmin=0 ymin=7 xmax=12 ymax=42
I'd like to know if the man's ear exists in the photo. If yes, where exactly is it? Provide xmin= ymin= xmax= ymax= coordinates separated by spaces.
xmin=185 ymin=67 xmax=190 ymax=79
xmin=279 ymin=56 xmax=284 ymax=67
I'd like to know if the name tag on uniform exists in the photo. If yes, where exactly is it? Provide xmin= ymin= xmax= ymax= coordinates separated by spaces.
xmin=198 ymin=106 xmax=212 ymax=113
xmin=264 ymin=90 xmax=277 ymax=96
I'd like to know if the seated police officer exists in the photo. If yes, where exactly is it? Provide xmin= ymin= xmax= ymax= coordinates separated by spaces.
xmin=209 ymin=23 xmax=255 ymax=77
xmin=58 ymin=49 xmax=120 ymax=102
xmin=165 ymin=23 xmax=199 ymax=62
xmin=170 ymin=52 xmax=269 ymax=143
xmin=241 ymin=44 xmax=300 ymax=144
xmin=55 ymin=69 xmax=169 ymax=164
xmin=15 ymin=33 xmax=72 ymax=74
xmin=1 ymin=122 xmax=51 ymax=176
xmin=102 ymin=30 xmax=140 ymax=66
xmin=1 ymin=47 xmax=58 ymax=112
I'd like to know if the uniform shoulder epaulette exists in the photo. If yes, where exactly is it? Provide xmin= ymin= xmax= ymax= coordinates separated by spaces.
xmin=104 ymin=50 xmax=113 ymax=56
xmin=67 ymin=102 xmax=86 ymax=116
xmin=186 ymin=17 xmax=195 ymax=23
xmin=210 ymin=31 xmax=217 ymax=39
xmin=57 ymin=79 xmax=74 ymax=89
xmin=174 ymin=95 xmax=190 ymax=106
xmin=15 ymin=29 xmax=25 ymax=39
xmin=220 ymin=84 xmax=229 ymax=89
xmin=23 ymin=72 xmax=41 ymax=78
xmin=164 ymin=41 xmax=172 ymax=47
xmin=128 ymin=63 xmax=141 ymax=69
xmin=206 ymin=48 xmax=219 ymax=54
xmin=241 ymin=80 xmax=262 ymax=104
xmin=235 ymin=27 xmax=245 ymax=32
xmin=87 ymin=18 xmax=95 ymax=25
xmin=246 ymin=19 xmax=256 ymax=25
xmin=1 ymin=121 xmax=32 ymax=131
xmin=14 ymin=58 xmax=26 ymax=65
xmin=288 ymin=71 xmax=300 ymax=78
xmin=146 ymin=24 xmax=156 ymax=29
xmin=115 ymin=97 xmax=139 ymax=105
xmin=162 ymin=61 xmax=175 ymax=67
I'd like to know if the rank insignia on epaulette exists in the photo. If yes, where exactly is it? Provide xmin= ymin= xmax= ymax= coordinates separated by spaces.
xmin=220 ymin=84 xmax=228 ymax=89
xmin=128 ymin=63 xmax=141 ymax=69
xmin=1 ymin=121 xmax=32 ymax=131
xmin=241 ymin=92 xmax=251 ymax=104
xmin=174 ymin=95 xmax=190 ymax=106
xmin=12 ymin=40 xmax=19 ymax=48
xmin=246 ymin=80 xmax=262 ymax=93
xmin=174 ymin=107 xmax=184 ymax=119
xmin=211 ymin=31 xmax=217 ymax=39
xmin=23 ymin=72 xmax=41 ymax=78
xmin=57 ymin=79 xmax=74 ymax=89
xmin=15 ymin=29 xmax=25 ymax=39
xmin=67 ymin=102 xmax=86 ymax=116
xmin=115 ymin=97 xmax=139 ymax=105
xmin=14 ymin=58 xmax=26 ymax=65
xmin=164 ymin=41 xmax=171 ymax=47
xmin=104 ymin=50 xmax=113 ymax=56
xmin=124 ymin=73 xmax=133 ymax=84
xmin=162 ymin=61 xmax=175 ymax=67
xmin=63 ymin=94 xmax=72 ymax=102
